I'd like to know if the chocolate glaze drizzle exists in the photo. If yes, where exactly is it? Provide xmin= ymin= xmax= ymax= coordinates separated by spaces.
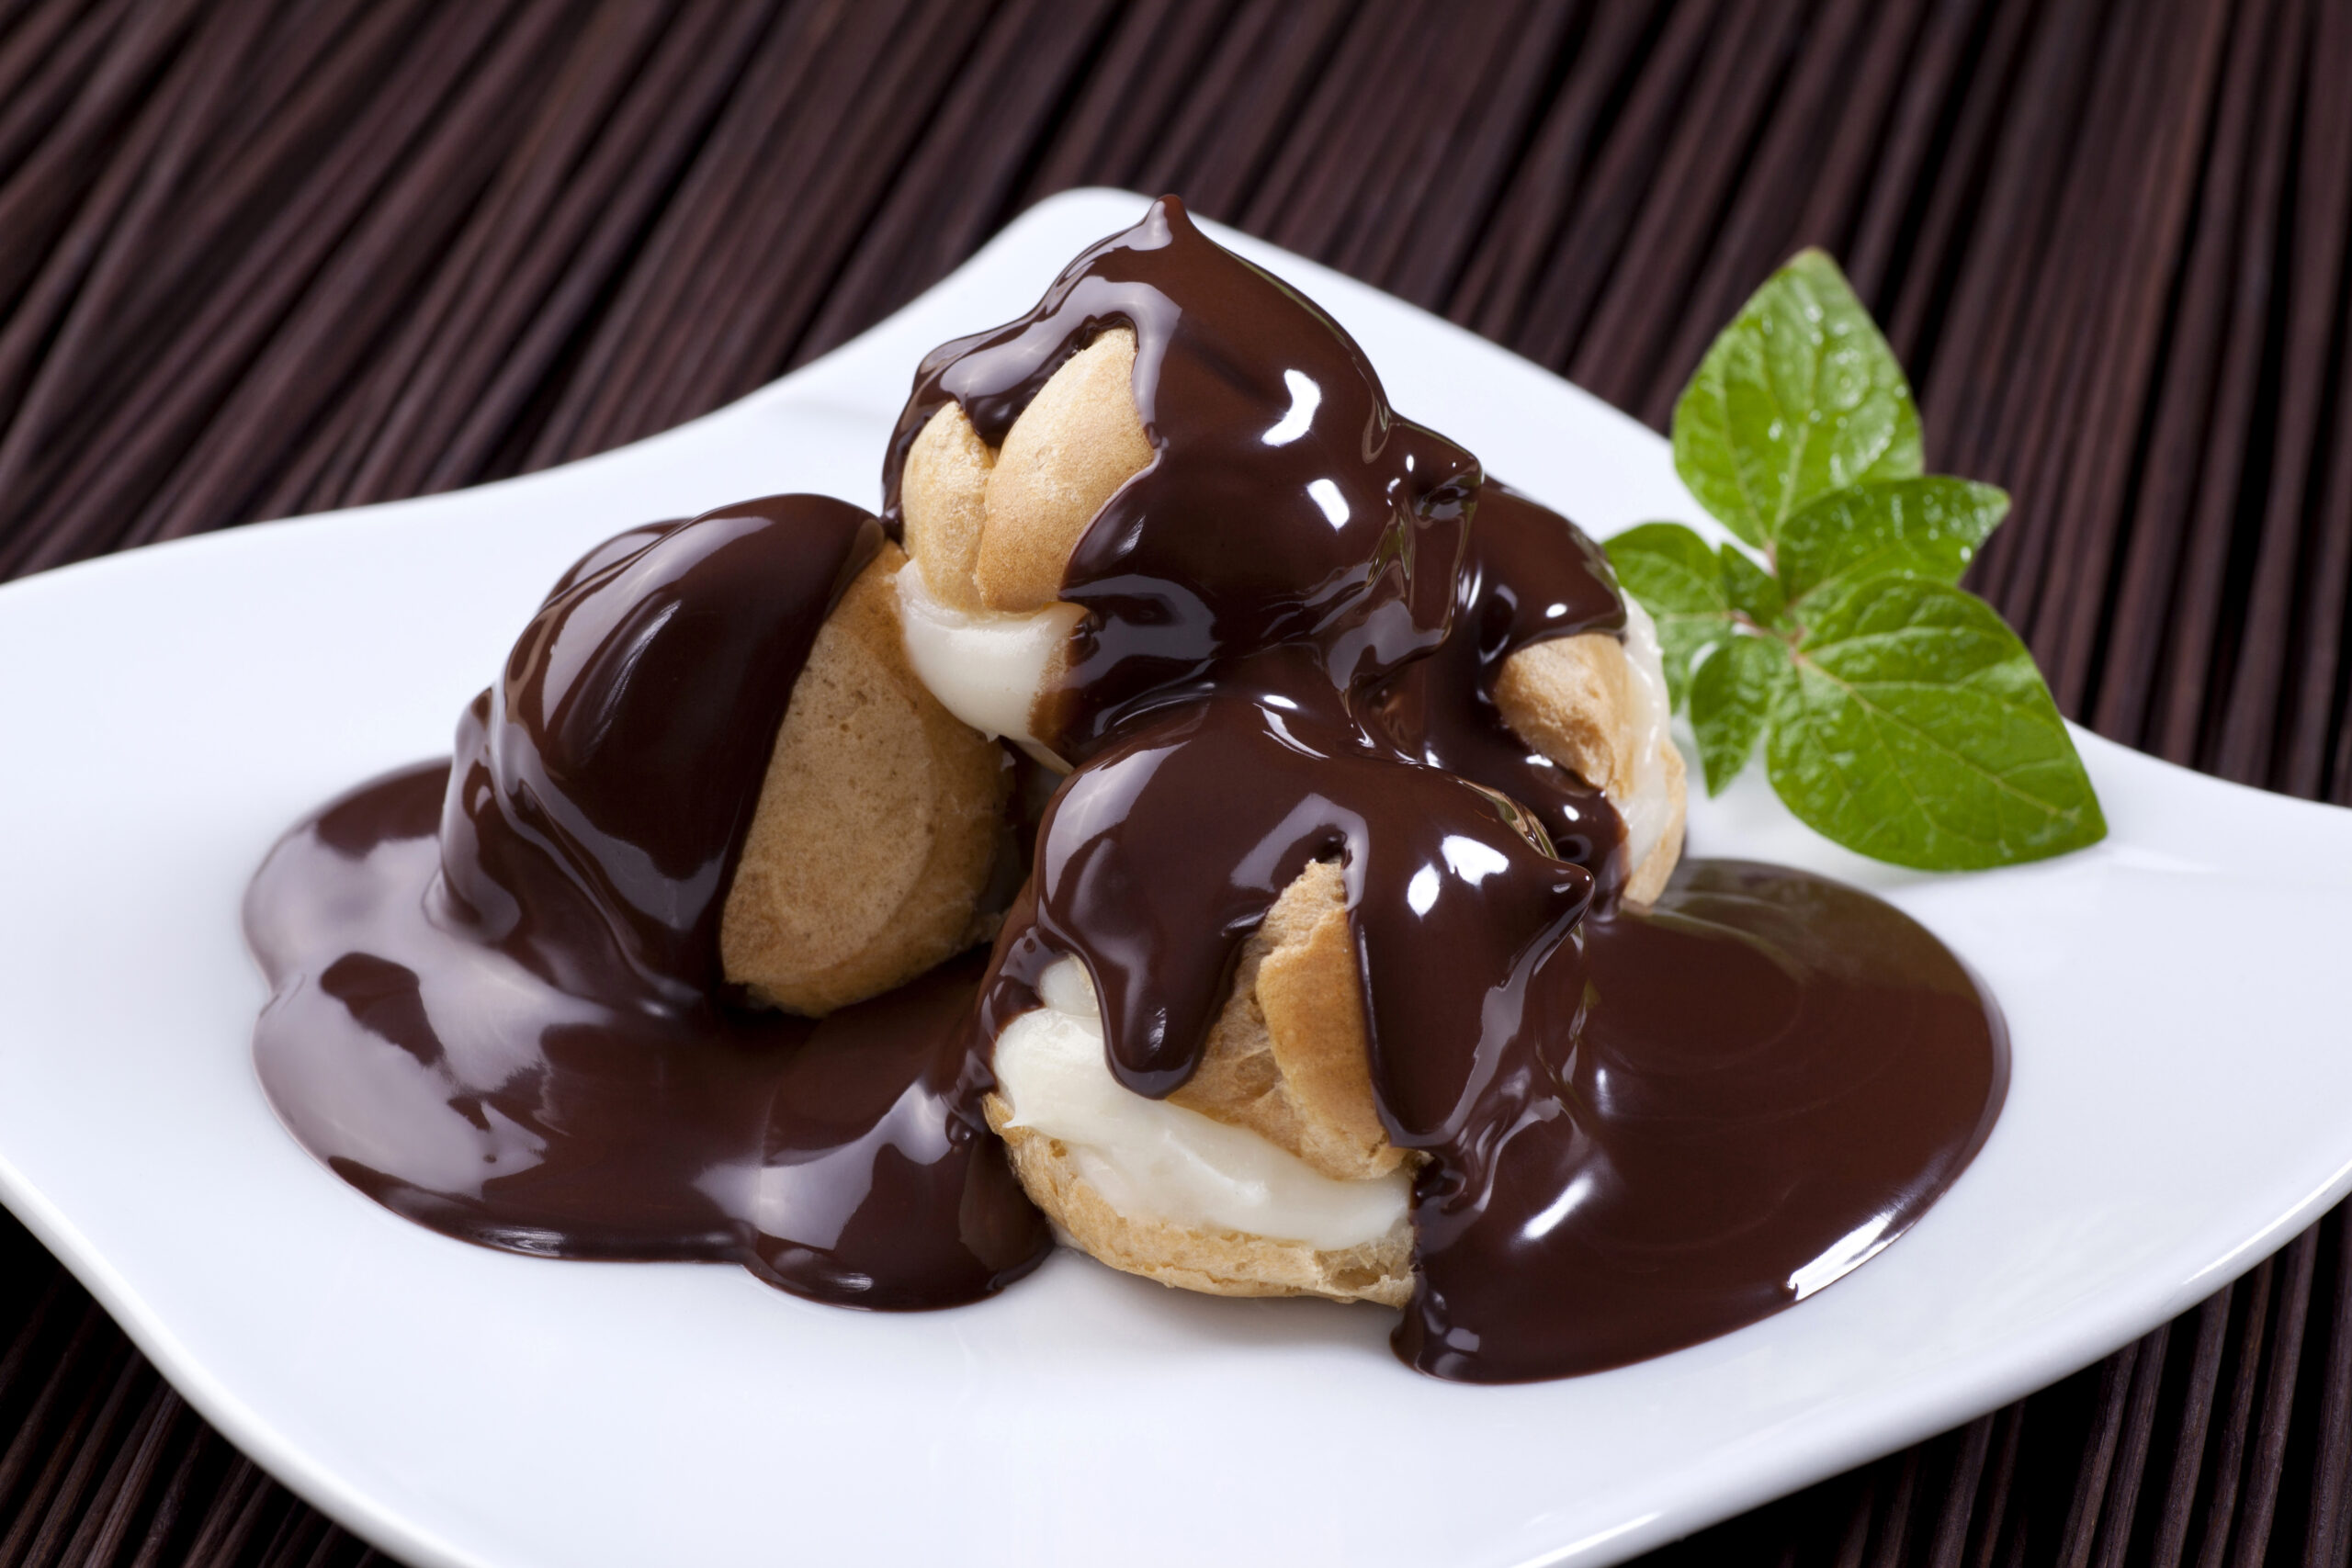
xmin=248 ymin=495 xmax=1049 ymax=1308
xmin=250 ymin=197 xmax=2006 ymax=1382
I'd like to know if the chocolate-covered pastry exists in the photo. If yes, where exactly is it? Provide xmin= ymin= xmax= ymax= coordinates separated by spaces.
xmin=988 ymin=861 xmax=1416 ymax=1306
xmin=248 ymin=197 xmax=2004 ymax=1384
xmin=1495 ymin=609 xmax=1685 ymax=903
xmin=894 ymin=201 xmax=1687 ymax=1305
xmin=720 ymin=539 xmax=1008 ymax=1015
xmin=892 ymin=303 xmax=1683 ymax=893
xmin=249 ymin=495 xmax=1048 ymax=1309
xmin=896 ymin=199 xmax=1999 ymax=1378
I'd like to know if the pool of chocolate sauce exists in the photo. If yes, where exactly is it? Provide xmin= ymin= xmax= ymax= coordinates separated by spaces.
xmin=248 ymin=496 xmax=1048 ymax=1308
xmin=249 ymin=197 xmax=2006 ymax=1383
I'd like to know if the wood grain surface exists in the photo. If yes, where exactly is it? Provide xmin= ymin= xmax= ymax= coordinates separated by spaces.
xmin=0 ymin=1 xmax=2346 ymax=1564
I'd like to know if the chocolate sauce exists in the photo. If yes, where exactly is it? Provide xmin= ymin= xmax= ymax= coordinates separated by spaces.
xmin=1403 ymin=863 xmax=2005 ymax=1381
xmin=251 ymin=198 xmax=2006 ymax=1383
xmin=248 ymin=495 xmax=1050 ymax=1307
xmin=1365 ymin=482 xmax=1632 ymax=880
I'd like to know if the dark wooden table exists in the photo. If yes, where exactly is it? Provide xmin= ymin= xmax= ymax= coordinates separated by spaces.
xmin=1 ymin=2 xmax=2346 ymax=1563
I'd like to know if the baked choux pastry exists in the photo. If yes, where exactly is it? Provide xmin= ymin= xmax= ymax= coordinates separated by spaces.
xmin=894 ymin=328 xmax=1151 ymax=765
xmin=890 ymin=288 xmax=1683 ymax=1304
xmin=899 ymin=334 xmax=1684 ymax=897
xmin=896 ymin=322 xmax=1680 ymax=888
xmin=1494 ymin=595 xmax=1688 ymax=904
xmin=978 ymin=623 xmax=1684 ymax=1298
xmin=987 ymin=860 xmax=1415 ymax=1306
xmin=719 ymin=539 xmax=1010 ymax=1015
xmin=901 ymin=337 xmax=1684 ymax=1301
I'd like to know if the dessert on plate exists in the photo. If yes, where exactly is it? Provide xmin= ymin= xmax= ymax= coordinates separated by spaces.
xmin=248 ymin=197 xmax=2006 ymax=1382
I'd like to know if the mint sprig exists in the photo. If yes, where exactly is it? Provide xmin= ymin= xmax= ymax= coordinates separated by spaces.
xmin=1607 ymin=250 xmax=2105 ymax=872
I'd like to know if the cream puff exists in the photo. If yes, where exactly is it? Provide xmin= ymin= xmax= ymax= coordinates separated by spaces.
xmin=719 ymin=539 xmax=1010 ymax=1015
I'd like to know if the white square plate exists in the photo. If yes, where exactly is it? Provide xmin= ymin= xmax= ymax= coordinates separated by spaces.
xmin=3 ymin=189 xmax=2349 ymax=1568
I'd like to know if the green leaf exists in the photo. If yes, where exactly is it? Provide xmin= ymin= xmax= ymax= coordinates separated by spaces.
xmin=1672 ymin=250 xmax=1921 ymax=548
xmin=1654 ymin=615 xmax=1728 ymax=713
xmin=1718 ymin=544 xmax=1785 ymax=627
xmin=1604 ymin=523 xmax=1723 ymax=613
xmin=1689 ymin=634 xmax=1790 ymax=795
xmin=1765 ymin=576 xmax=2105 ymax=869
xmin=1779 ymin=478 xmax=2010 ymax=604
xmin=1605 ymin=523 xmax=1736 ymax=707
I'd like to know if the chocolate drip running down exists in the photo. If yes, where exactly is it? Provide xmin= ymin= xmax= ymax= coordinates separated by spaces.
xmin=249 ymin=197 xmax=2004 ymax=1383
xmin=248 ymin=494 xmax=1050 ymax=1308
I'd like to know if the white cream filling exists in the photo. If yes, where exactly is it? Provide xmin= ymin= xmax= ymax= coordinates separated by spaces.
xmin=894 ymin=562 xmax=1082 ymax=767
xmin=1615 ymin=595 xmax=1676 ymax=874
xmin=992 ymin=958 xmax=1411 ymax=1252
